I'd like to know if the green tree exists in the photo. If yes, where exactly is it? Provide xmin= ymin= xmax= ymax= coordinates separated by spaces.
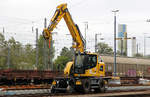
xmin=145 ymin=55 xmax=150 ymax=58
xmin=97 ymin=42 xmax=113 ymax=55
xmin=7 ymin=37 xmax=24 ymax=69
xmin=0 ymin=33 xmax=7 ymax=69
xmin=54 ymin=56 xmax=70 ymax=71
xmin=54 ymin=47 xmax=74 ymax=71
xmin=60 ymin=47 xmax=74 ymax=59
xmin=0 ymin=33 xmax=55 ymax=70
xmin=2 ymin=36 xmax=36 ymax=69
xmin=134 ymin=53 xmax=143 ymax=58
xmin=21 ymin=44 xmax=36 ymax=69
xmin=37 ymin=35 xmax=55 ymax=70
xmin=0 ymin=33 xmax=7 ymax=47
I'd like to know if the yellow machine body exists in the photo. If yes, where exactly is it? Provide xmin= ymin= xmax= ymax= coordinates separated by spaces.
xmin=43 ymin=3 xmax=105 ymax=78
xmin=43 ymin=3 xmax=110 ymax=93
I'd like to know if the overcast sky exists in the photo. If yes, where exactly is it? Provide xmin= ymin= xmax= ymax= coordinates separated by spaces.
xmin=0 ymin=0 xmax=150 ymax=56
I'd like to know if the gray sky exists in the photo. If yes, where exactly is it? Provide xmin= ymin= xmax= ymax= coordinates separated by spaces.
xmin=0 ymin=0 xmax=150 ymax=56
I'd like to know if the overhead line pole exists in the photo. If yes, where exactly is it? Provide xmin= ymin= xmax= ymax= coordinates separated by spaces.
xmin=144 ymin=33 xmax=146 ymax=56
xmin=50 ymin=33 xmax=53 ymax=70
xmin=4 ymin=27 xmax=10 ymax=69
xmin=84 ymin=22 xmax=88 ymax=51
xmin=7 ymin=45 xmax=10 ymax=69
xmin=95 ymin=34 xmax=97 ymax=53
xmin=44 ymin=18 xmax=47 ymax=70
xmin=112 ymin=10 xmax=119 ymax=76
xmin=95 ymin=33 xmax=101 ymax=53
xmin=3 ymin=27 xmax=5 ymax=35
xmin=145 ymin=19 xmax=150 ymax=56
xmin=35 ymin=28 xmax=38 ymax=69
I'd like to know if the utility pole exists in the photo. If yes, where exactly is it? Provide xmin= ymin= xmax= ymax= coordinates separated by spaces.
xmin=144 ymin=33 xmax=146 ymax=56
xmin=143 ymin=33 xmax=150 ymax=56
xmin=112 ymin=10 xmax=119 ymax=76
xmin=32 ymin=21 xmax=34 ymax=33
xmin=95 ymin=34 xmax=97 ymax=53
xmin=35 ymin=28 xmax=38 ymax=69
xmin=95 ymin=33 xmax=101 ymax=52
xmin=145 ymin=19 xmax=150 ymax=56
xmin=7 ymin=45 xmax=10 ymax=69
xmin=5 ymin=27 xmax=10 ymax=69
xmin=44 ymin=18 xmax=47 ymax=70
xmin=137 ymin=44 xmax=139 ymax=55
xmin=84 ymin=22 xmax=88 ymax=51
xmin=116 ymin=37 xmax=131 ymax=56
xmin=49 ymin=34 xmax=53 ymax=70
xmin=121 ymin=39 xmax=123 ymax=55
xmin=3 ymin=27 xmax=5 ymax=35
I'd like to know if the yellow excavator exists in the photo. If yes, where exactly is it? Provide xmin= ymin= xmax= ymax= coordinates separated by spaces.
xmin=43 ymin=3 xmax=107 ymax=93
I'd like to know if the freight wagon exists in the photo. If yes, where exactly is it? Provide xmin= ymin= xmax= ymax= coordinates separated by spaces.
xmin=101 ymin=55 xmax=150 ymax=77
xmin=0 ymin=69 xmax=63 ymax=85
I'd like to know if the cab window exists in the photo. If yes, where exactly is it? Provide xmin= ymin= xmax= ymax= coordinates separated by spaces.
xmin=100 ymin=65 xmax=103 ymax=71
xmin=84 ymin=55 xmax=97 ymax=69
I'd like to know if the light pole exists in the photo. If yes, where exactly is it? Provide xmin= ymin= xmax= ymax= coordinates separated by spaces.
xmin=84 ymin=22 xmax=88 ymax=51
xmin=35 ymin=28 xmax=38 ymax=69
xmin=143 ymin=33 xmax=147 ymax=56
xmin=143 ymin=33 xmax=150 ymax=56
xmin=95 ymin=33 xmax=101 ymax=52
xmin=7 ymin=45 xmax=10 ymax=69
xmin=145 ymin=19 xmax=150 ymax=56
xmin=112 ymin=10 xmax=119 ymax=76
xmin=66 ymin=34 xmax=74 ymax=46
xmin=95 ymin=33 xmax=104 ymax=53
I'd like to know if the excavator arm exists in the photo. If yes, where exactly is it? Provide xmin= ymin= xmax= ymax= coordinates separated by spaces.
xmin=43 ymin=3 xmax=85 ymax=52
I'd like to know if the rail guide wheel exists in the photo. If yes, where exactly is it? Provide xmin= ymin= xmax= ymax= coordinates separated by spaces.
xmin=50 ymin=85 xmax=56 ymax=93
xmin=67 ymin=85 xmax=74 ymax=93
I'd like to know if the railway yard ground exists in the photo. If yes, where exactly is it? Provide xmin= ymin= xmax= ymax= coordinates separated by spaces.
xmin=1 ymin=85 xmax=150 ymax=97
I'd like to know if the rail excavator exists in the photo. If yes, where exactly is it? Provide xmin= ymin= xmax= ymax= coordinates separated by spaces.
xmin=43 ymin=3 xmax=108 ymax=93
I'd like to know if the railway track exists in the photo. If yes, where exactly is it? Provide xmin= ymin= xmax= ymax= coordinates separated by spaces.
xmin=3 ymin=90 xmax=150 ymax=97
xmin=1 ymin=85 xmax=150 ymax=97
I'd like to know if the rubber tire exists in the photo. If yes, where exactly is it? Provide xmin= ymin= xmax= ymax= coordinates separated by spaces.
xmin=99 ymin=81 xmax=105 ymax=93
xmin=83 ymin=79 xmax=91 ymax=93
xmin=94 ymin=80 xmax=105 ymax=93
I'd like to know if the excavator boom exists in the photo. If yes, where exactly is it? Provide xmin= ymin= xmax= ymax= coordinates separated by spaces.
xmin=43 ymin=3 xmax=85 ymax=52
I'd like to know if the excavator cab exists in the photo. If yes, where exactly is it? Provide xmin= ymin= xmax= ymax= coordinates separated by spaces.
xmin=74 ymin=53 xmax=97 ymax=74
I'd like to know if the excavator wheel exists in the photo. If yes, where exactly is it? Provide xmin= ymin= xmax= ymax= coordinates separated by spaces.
xmin=99 ymin=80 xmax=106 ymax=93
xmin=83 ymin=79 xmax=91 ymax=93
xmin=94 ymin=80 xmax=106 ymax=93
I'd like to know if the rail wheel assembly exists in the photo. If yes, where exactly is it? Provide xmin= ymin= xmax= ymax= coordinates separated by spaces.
xmin=50 ymin=78 xmax=68 ymax=93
